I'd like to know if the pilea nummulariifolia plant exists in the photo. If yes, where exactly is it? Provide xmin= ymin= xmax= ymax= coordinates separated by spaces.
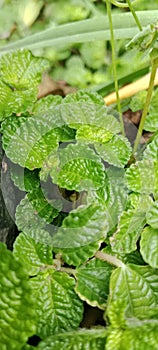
xmin=0 ymin=1 xmax=158 ymax=349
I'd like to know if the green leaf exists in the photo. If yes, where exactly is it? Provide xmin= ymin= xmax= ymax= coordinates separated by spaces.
xmin=3 ymin=111 xmax=60 ymax=170
xmin=52 ymin=204 xmax=109 ymax=266
xmin=140 ymin=226 xmax=158 ymax=268
xmin=146 ymin=200 xmax=158 ymax=228
xmin=76 ymin=125 xmax=113 ymax=143
xmin=49 ymin=143 xmax=105 ymax=191
xmin=110 ymin=196 xmax=153 ymax=254
xmin=36 ymin=328 xmax=107 ymax=350
xmin=15 ymin=189 xmax=60 ymax=232
xmin=106 ymin=322 xmax=158 ymax=350
xmin=30 ymin=269 xmax=84 ymax=339
xmin=13 ymin=231 xmax=53 ymax=275
xmin=0 ymin=243 xmax=36 ymax=349
xmin=10 ymin=163 xmax=40 ymax=191
xmin=109 ymin=264 xmax=158 ymax=319
xmin=1 ymin=115 xmax=29 ymax=150
xmin=95 ymin=135 xmax=132 ymax=168
xmin=0 ymin=10 xmax=158 ymax=53
xmin=125 ymin=160 xmax=158 ymax=195
xmin=126 ymin=23 xmax=158 ymax=51
xmin=143 ymin=135 xmax=158 ymax=161
xmin=144 ymin=113 xmax=158 ymax=131
xmin=62 ymin=90 xmax=120 ymax=133
xmin=75 ymin=257 xmax=113 ymax=309
xmin=0 ymin=50 xmax=49 ymax=120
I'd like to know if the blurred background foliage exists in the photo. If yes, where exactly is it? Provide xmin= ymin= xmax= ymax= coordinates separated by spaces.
xmin=0 ymin=0 xmax=157 ymax=89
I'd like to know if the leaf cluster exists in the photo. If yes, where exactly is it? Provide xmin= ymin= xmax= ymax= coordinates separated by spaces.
xmin=0 ymin=48 xmax=158 ymax=349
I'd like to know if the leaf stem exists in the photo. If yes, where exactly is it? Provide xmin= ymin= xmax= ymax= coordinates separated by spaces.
xmin=133 ymin=58 xmax=158 ymax=155
xmin=126 ymin=0 xmax=142 ymax=31
xmin=59 ymin=267 xmax=76 ymax=275
xmin=106 ymin=0 xmax=125 ymax=136
xmin=95 ymin=250 xmax=124 ymax=267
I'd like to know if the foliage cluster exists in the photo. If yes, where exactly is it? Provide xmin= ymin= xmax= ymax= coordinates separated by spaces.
xmin=0 ymin=1 xmax=158 ymax=350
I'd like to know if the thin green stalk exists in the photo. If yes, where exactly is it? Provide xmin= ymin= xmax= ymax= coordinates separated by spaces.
xmin=106 ymin=0 xmax=125 ymax=136
xmin=133 ymin=58 xmax=158 ymax=155
xmin=95 ymin=251 xmax=124 ymax=267
xmin=126 ymin=0 xmax=142 ymax=31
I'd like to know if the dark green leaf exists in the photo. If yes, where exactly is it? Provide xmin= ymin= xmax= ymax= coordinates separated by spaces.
xmin=75 ymin=257 xmax=113 ymax=309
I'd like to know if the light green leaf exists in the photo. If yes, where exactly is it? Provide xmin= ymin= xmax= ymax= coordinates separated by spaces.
xmin=1 ymin=10 xmax=158 ymax=53
xmin=75 ymin=258 xmax=113 ymax=309
xmin=140 ymin=226 xmax=158 ymax=268
xmin=125 ymin=160 xmax=158 ymax=195
xmin=3 ymin=109 xmax=62 ymax=169
xmin=30 ymin=269 xmax=84 ymax=339
xmin=0 ymin=50 xmax=49 ymax=120
xmin=49 ymin=143 xmax=105 ymax=191
xmin=15 ymin=190 xmax=60 ymax=232
xmin=13 ymin=231 xmax=53 ymax=275
xmin=111 ymin=196 xmax=152 ymax=254
xmin=76 ymin=125 xmax=113 ymax=143
xmin=95 ymin=134 xmax=132 ymax=168
xmin=10 ymin=123 xmax=58 ymax=169
xmin=52 ymin=204 xmax=109 ymax=266
xmin=109 ymin=264 xmax=158 ymax=319
xmin=146 ymin=200 xmax=158 ymax=228
xmin=1 ymin=115 xmax=28 ymax=150
xmin=36 ymin=328 xmax=107 ymax=350
xmin=106 ymin=323 xmax=158 ymax=350
xmin=143 ymin=135 xmax=158 ymax=161
xmin=144 ymin=113 xmax=158 ymax=131
xmin=62 ymin=90 xmax=120 ymax=133
xmin=0 ymin=243 xmax=36 ymax=349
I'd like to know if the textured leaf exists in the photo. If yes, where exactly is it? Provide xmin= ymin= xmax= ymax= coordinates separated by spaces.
xmin=36 ymin=328 xmax=107 ymax=350
xmin=32 ymin=95 xmax=76 ymax=142
xmin=7 ymin=121 xmax=59 ymax=169
xmin=49 ymin=143 xmax=105 ymax=191
xmin=109 ymin=264 xmax=158 ymax=319
xmin=140 ymin=226 xmax=158 ymax=268
xmin=146 ymin=200 xmax=158 ymax=228
xmin=62 ymin=90 xmax=120 ymax=132
xmin=95 ymin=134 xmax=132 ymax=168
xmin=76 ymin=125 xmax=113 ymax=143
xmin=0 ymin=50 xmax=49 ymax=120
xmin=1 ymin=115 xmax=29 ymax=150
xmin=0 ymin=243 xmax=36 ymax=349
xmin=30 ymin=269 xmax=83 ymax=339
xmin=10 ymin=163 xmax=40 ymax=191
xmin=15 ymin=190 xmax=60 ymax=232
xmin=52 ymin=204 xmax=109 ymax=266
xmin=75 ymin=258 xmax=113 ymax=309
xmin=110 ymin=196 xmax=152 ymax=254
xmin=125 ymin=160 xmax=158 ymax=195
xmin=13 ymin=231 xmax=53 ymax=275
xmin=144 ymin=113 xmax=158 ymax=131
xmin=106 ymin=323 xmax=158 ymax=350
xmin=3 ymin=107 xmax=64 ymax=169
xmin=143 ymin=135 xmax=158 ymax=161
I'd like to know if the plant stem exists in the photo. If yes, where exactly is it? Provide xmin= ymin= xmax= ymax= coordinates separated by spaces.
xmin=126 ymin=0 xmax=142 ymax=31
xmin=60 ymin=267 xmax=76 ymax=275
xmin=133 ymin=58 xmax=158 ymax=155
xmin=95 ymin=251 xmax=124 ymax=267
xmin=106 ymin=0 xmax=125 ymax=136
